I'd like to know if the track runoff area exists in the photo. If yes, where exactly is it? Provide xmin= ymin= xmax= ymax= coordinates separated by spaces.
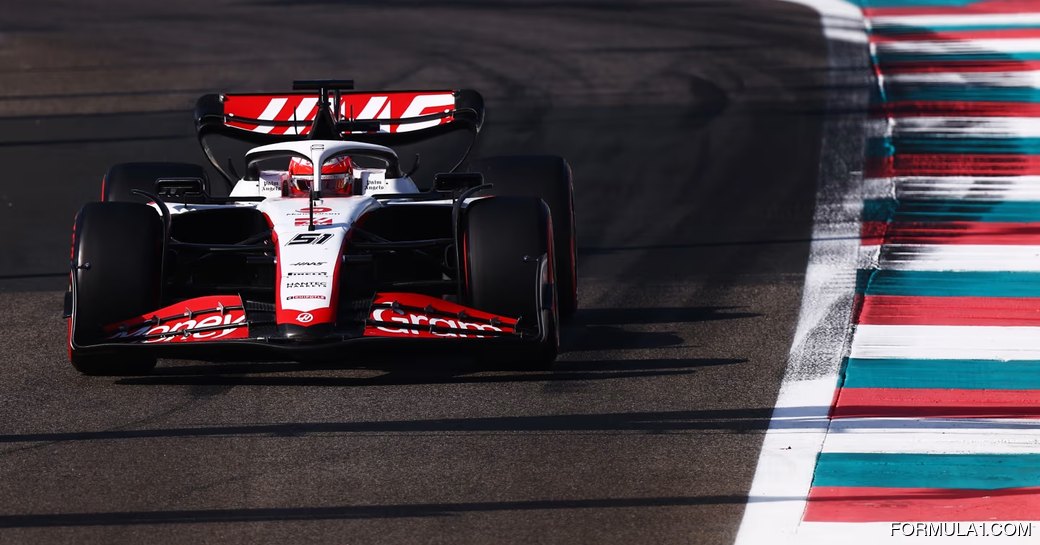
xmin=737 ymin=0 xmax=1040 ymax=543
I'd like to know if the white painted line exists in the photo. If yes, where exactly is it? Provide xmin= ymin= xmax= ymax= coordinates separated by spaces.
xmin=822 ymin=418 xmax=1040 ymax=454
xmin=735 ymin=378 xmax=839 ymax=545
xmin=861 ymin=177 xmax=1040 ymax=201
xmin=737 ymin=71 xmax=867 ymax=545
xmin=864 ymin=177 xmax=895 ymax=200
xmin=736 ymin=134 xmax=866 ymax=544
xmin=893 ymin=117 xmax=1040 ymax=136
xmin=886 ymin=71 xmax=1040 ymax=88
xmin=739 ymin=1 xmax=876 ymax=542
xmin=851 ymin=324 xmax=1040 ymax=360
xmin=870 ymin=13 xmax=1040 ymax=29
xmin=880 ymin=245 xmax=1040 ymax=272
xmin=875 ymin=38 xmax=1040 ymax=54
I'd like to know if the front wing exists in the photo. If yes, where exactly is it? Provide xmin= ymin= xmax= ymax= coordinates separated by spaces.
xmin=69 ymin=261 xmax=554 ymax=362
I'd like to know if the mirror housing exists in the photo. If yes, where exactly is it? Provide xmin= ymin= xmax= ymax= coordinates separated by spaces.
xmin=433 ymin=172 xmax=483 ymax=192
xmin=156 ymin=177 xmax=205 ymax=198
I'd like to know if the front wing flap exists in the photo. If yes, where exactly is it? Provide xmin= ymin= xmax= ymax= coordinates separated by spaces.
xmin=72 ymin=293 xmax=538 ymax=361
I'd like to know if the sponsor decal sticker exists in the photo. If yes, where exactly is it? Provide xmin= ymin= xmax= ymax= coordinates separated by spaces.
xmin=290 ymin=206 xmax=334 ymax=216
xmin=287 ymin=233 xmax=333 ymax=245
xmin=290 ymin=261 xmax=326 ymax=266
xmin=297 ymin=312 xmax=314 ymax=323
xmin=295 ymin=217 xmax=330 ymax=225
xmin=286 ymin=271 xmax=328 ymax=276
xmin=111 ymin=313 xmax=247 ymax=344
xmin=287 ymin=295 xmax=326 ymax=300
xmin=286 ymin=281 xmax=327 ymax=288
xmin=223 ymin=93 xmax=455 ymax=135
xmin=370 ymin=307 xmax=502 ymax=338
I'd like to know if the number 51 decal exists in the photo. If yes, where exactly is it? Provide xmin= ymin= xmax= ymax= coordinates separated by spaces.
xmin=287 ymin=233 xmax=334 ymax=245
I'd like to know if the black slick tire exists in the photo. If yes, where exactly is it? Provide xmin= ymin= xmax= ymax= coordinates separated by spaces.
xmin=463 ymin=196 xmax=558 ymax=367
xmin=69 ymin=202 xmax=163 ymax=375
xmin=467 ymin=155 xmax=577 ymax=319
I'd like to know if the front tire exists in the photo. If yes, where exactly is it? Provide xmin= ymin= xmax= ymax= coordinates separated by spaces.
xmin=467 ymin=155 xmax=577 ymax=320
xmin=69 ymin=202 xmax=163 ymax=375
xmin=463 ymin=196 xmax=558 ymax=367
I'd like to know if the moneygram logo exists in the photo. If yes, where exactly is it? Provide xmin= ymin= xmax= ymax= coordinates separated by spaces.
xmin=370 ymin=308 xmax=503 ymax=338
xmin=109 ymin=313 xmax=247 ymax=344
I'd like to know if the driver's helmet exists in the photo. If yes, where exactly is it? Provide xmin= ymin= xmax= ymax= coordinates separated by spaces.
xmin=286 ymin=155 xmax=354 ymax=197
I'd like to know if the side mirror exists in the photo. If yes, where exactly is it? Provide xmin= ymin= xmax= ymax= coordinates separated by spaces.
xmin=433 ymin=172 xmax=483 ymax=192
xmin=156 ymin=177 xmax=205 ymax=198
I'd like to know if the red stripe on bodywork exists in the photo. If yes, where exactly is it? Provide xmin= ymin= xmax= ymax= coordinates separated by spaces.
xmin=867 ymin=154 xmax=1040 ymax=178
xmin=879 ymin=59 xmax=1040 ymax=74
xmin=879 ymin=101 xmax=1040 ymax=117
xmin=862 ymin=221 xmax=1040 ymax=246
xmin=858 ymin=295 xmax=1040 ymax=326
xmin=805 ymin=486 xmax=1040 ymax=522
xmin=833 ymin=388 xmax=1040 ymax=419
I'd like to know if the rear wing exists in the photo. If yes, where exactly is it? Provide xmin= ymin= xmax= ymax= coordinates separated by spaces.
xmin=194 ymin=83 xmax=485 ymax=189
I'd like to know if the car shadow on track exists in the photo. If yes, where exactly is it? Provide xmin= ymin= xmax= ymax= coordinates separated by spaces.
xmin=0 ymin=493 xmax=798 ymax=528
xmin=563 ymin=305 xmax=760 ymax=352
xmin=0 ymin=407 xmax=787 ymax=445
xmin=111 ymin=358 xmax=746 ymax=388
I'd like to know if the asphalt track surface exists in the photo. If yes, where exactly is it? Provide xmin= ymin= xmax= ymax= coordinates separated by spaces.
xmin=0 ymin=1 xmax=836 ymax=543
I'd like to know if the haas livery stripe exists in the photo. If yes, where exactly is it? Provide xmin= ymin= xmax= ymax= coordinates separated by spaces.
xmin=223 ymin=92 xmax=456 ymax=135
xmin=104 ymin=295 xmax=248 ymax=344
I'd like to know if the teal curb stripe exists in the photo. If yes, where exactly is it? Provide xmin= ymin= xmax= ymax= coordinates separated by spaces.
xmin=860 ymin=270 xmax=1040 ymax=297
xmin=872 ymin=24 xmax=1040 ymax=34
xmin=885 ymin=86 xmax=1040 ymax=104
xmin=893 ymin=136 xmax=1040 ymax=155
xmin=867 ymin=136 xmax=1040 ymax=157
xmin=863 ymin=199 xmax=896 ymax=222
xmin=863 ymin=199 xmax=1040 ymax=222
xmin=813 ymin=453 xmax=1040 ymax=490
xmin=866 ymin=137 xmax=896 ymax=158
xmin=844 ymin=358 xmax=1040 ymax=390
xmin=856 ymin=269 xmax=876 ymax=295
xmin=877 ymin=52 xmax=1040 ymax=64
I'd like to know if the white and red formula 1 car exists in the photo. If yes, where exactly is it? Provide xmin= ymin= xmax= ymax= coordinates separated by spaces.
xmin=64 ymin=80 xmax=576 ymax=375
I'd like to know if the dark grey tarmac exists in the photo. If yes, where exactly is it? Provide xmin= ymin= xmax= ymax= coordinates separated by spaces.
xmin=0 ymin=1 xmax=849 ymax=543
